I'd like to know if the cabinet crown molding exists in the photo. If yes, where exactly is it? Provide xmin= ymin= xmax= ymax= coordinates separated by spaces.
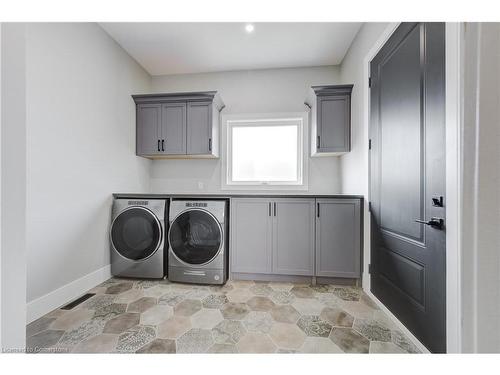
xmin=132 ymin=91 xmax=224 ymax=111
xmin=312 ymin=84 xmax=354 ymax=96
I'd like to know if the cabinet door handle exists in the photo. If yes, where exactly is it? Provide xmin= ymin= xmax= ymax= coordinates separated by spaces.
xmin=157 ymin=139 xmax=160 ymax=152
xmin=274 ymin=202 xmax=277 ymax=217
xmin=317 ymin=136 xmax=320 ymax=148
xmin=208 ymin=138 xmax=212 ymax=151
xmin=162 ymin=139 xmax=165 ymax=151
xmin=268 ymin=202 xmax=271 ymax=217
xmin=317 ymin=203 xmax=320 ymax=217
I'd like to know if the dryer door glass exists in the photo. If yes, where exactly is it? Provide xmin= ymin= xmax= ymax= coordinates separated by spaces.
xmin=169 ymin=210 xmax=222 ymax=265
xmin=111 ymin=207 xmax=162 ymax=261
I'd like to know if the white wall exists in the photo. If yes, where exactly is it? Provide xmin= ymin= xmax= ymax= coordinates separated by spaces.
xmin=338 ymin=22 xmax=391 ymax=288
xmin=0 ymin=21 xmax=2 ymax=350
xmin=1 ymin=23 xmax=27 ymax=350
xmin=444 ymin=22 xmax=464 ymax=353
xmin=461 ymin=23 xmax=500 ymax=353
xmin=25 ymin=23 xmax=152 ymax=316
xmin=0 ymin=21 xmax=2 ymax=349
xmin=339 ymin=22 xmax=391 ymax=194
xmin=150 ymin=66 xmax=342 ymax=194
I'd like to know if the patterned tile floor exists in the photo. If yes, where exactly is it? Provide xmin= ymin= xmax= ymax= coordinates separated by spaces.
xmin=26 ymin=278 xmax=421 ymax=354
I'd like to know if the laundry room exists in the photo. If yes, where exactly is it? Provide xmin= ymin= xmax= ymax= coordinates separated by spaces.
xmin=1 ymin=1 xmax=500 ymax=368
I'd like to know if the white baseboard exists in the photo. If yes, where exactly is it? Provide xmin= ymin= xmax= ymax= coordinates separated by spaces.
xmin=364 ymin=289 xmax=430 ymax=353
xmin=27 ymin=265 xmax=112 ymax=324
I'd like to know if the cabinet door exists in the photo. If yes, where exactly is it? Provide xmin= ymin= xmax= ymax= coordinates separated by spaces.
xmin=316 ymin=199 xmax=361 ymax=277
xmin=162 ymin=103 xmax=186 ymax=154
xmin=230 ymin=198 xmax=272 ymax=274
xmin=317 ymin=95 xmax=350 ymax=153
xmin=136 ymin=104 xmax=161 ymax=155
xmin=187 ymin=101 xmax=212 ymax=154
xmin=272 ymin=199 xmax=315 ymax=276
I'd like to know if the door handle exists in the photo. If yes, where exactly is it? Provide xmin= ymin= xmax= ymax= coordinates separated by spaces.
xmin=415 ymin=217 xmax=444 ymax=229
xmin=274 ymin=202 xmax=277 ymax=217
xmin=208 ymin=138 xmax=212 ymax=151
xmin=268 ymin=202 xmax=271 ymax=217
xmin=162 ymin=139 xmax=165 ymax=152
xmin=157 ymin=139 xmax=160 ymax=152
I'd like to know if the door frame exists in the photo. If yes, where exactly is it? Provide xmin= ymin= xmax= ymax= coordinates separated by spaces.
xmin=363 ymin=22 xmax=463 ymax=353
xmin=0 ymin=23 xmax=28 ymax=350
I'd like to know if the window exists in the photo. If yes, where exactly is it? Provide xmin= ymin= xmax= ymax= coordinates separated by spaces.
xmin=223 ymin=114 xmax=308 ymax=190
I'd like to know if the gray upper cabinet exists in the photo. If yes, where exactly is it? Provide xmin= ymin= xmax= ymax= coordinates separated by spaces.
xmin=136 ymin=104 xmax=162 ymax=155
xmin=230 ymin=198 xmax=273 ymax=274
xmin=162 ymin=103 xmax=186 ymax=155
xmin=132 ymin=91 xmax=224 ymax=159
xmin=307 ymin=85 xmax=353 ymax=156
xmin=315 ymin=198 xmax=361 ymax=278
xmin=273 ymin=199 xmax=315 ymax=276
xmin=187 ymin=101 xmax=212 ymax=155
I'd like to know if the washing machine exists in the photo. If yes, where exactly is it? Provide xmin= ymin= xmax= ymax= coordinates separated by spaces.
xmin=110 ymin=198 xmax=167 ymax=278
xmin=168 ymin=200 xmax=228 ymax=285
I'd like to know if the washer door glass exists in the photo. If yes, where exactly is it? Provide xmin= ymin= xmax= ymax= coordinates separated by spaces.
xmin=169 ymin=210 xmax=222 ymax=265
xmin=111 ymin=207 xmax=162 ymax=261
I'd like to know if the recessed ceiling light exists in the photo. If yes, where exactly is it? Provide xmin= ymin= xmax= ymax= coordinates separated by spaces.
xmin=245 ymin=23 xmax=255 ymax=33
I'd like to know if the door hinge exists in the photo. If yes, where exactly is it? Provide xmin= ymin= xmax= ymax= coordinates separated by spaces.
xmin=369 ymin=139 xmax=372 ymax=150
xmin=368 ymin=264 xmax=373 ymax=274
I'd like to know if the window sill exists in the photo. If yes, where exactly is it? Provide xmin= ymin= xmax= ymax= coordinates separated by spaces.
xmin=220 ymin=184 xmax=309 ymax=191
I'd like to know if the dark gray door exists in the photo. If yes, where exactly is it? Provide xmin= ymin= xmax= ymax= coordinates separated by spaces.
xmin=136 ymin=104 xmax=162 ymax=155
xmin=187 ymin=101 xmax=212 ymax=154
xmin=162 ymin=103 xmax=186 ymax=154
xmin=370 ymin=23 xmax=446 ymax=353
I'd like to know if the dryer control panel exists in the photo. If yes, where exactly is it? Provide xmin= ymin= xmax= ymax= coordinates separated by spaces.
xmin=185 ymin=202 xmax=207 ymax=208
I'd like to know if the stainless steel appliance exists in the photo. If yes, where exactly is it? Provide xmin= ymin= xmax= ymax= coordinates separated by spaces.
xmin=110 ymin=199 xmax=167 ymax=278
xmin=168 ymin=200 xmax=228 ymax=285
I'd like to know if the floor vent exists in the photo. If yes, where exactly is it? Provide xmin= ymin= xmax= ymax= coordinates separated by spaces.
xmin=61 ymin=293 xmax=96 ymax=310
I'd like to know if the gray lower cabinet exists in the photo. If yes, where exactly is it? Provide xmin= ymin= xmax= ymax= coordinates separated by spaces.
xmin=231 ymin=198 xmax=315 ymax=276
xmin=231 ymin=197 xmax=362 ymax=279
xmin=315 ymin=199 xmax=361 ymax=278
xmin=273 ymin=199 xmax=315 ymax=276
xmin=230 ymin=198 xmax=273 ymax=274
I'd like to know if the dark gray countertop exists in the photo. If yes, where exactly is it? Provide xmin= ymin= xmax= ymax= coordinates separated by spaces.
xmin=113 ymin=193 xmax=364 ymax=200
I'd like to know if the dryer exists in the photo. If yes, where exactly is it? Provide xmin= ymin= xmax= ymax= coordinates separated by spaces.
xmin=110 ymin=199 xmax=167 ymax=278
xmin=168 ymin=200 xmax=228 ymax=285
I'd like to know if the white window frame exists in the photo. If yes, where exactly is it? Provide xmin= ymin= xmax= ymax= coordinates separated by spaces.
xmin=221 ymin=112 xmax=309 ymax=191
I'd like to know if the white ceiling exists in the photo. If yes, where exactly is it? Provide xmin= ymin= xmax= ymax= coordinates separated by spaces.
xmin=99 ymin=23 xmax=362 ymax=76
